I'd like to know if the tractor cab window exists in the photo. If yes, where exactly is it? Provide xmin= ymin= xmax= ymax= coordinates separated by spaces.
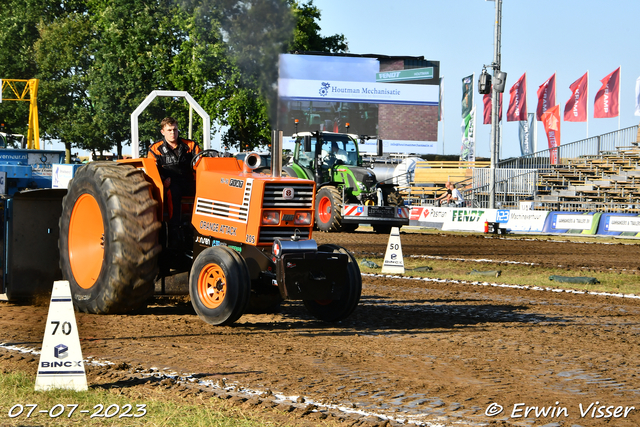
xmin=297 ymin=137 xmax=316 ymax=168
xmin=321 ymin=137 xmax=357 ymax=167
xmin=295 ymin=135 xmax=358 ymax=169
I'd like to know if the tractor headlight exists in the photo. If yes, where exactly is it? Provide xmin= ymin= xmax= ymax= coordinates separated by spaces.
xmin=262 ymin=211 xmax=280 ymax=225
xmin=294 ymin=212 xmax=312 ymax=225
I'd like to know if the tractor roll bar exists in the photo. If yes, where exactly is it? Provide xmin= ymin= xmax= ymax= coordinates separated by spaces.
xmin=130 ymin=90 xmax=211 ymax=158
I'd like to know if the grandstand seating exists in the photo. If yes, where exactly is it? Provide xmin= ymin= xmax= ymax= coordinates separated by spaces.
xmin=399 ymin=124 xmax=640 ymax=210
xmin=534 ymin=145 xmax=640 ymax=212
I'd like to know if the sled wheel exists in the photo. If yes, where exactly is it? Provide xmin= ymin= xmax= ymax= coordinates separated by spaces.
xmin=59 ymin=162 xmax=162 ymax=314
xmin=373 ymin=225 xmax=393 ymax=234
xmin=315 ymin=186 xmax=343 ymax=232
xmin=189 ymin=246 xmax=251 ymax=326
xmin=303 ymin=244 xmax=361 ymax=322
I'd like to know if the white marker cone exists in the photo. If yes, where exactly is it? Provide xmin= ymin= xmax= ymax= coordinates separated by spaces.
xmin=35 ymin=280 xmax=87 ymax=391
xmin=381 ymin=227 xmax=405 ymax=274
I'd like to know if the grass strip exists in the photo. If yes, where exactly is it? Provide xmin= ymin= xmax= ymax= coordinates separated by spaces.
xmin=358 ymin=256 xmax=640 ymax=295
xmin=0 ymin=371 xmax=272 ymax=427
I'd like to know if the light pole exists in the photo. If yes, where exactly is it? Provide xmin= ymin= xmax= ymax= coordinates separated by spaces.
xmin=489 ymin=0 xmax=503 ymax=209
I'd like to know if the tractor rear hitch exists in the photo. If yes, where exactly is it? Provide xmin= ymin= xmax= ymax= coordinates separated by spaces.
xmin=272 ymin=238 xmax=349 ymax=300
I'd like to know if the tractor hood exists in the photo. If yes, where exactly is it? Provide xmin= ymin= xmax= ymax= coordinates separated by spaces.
xmin=349 ymin=166 xmax=377 ymax=189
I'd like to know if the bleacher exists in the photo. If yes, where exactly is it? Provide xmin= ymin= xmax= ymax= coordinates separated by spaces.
xmin=398 ymin=124 xmax=640 ymax=211
xmin=534 ymin=145 xmax=640 ymax=212
xmin=401 ymin=161 xmax=489 ymax=205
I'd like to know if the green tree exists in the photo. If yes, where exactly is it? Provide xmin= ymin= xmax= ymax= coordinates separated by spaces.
xmin=34 ymin=0 xmax=231 ymax=157
xmin=87 ymin=0 xmax=193 ymax=157
xmin=35 ymin=11 xmax=104 ymax=161
xmin=0 ymin=0 xmax=86 ymax=146
xmin=288 ymin=0 xmax=348 ymax=53
xmin=3 ymin=0 xmax=348 ymax=157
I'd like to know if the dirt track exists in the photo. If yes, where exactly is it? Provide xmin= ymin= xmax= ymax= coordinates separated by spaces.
xmin=2 ymin=230 xmax=640 ymax=426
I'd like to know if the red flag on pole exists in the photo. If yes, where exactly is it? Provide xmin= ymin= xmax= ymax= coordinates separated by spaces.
xmin=507 ymin=73 xmax=527 ymax=121
xmin=541 ymin=105 xmax=561 ymax=164
xmin=594 ymin=67 xmax=620 ymax=118
xmin=483 ymin=93 xmax=491 ymax=124
xmin=564 ymin=72 xmax=588 ymax=122
xmin=482 ymin=91 xmax=503 ymax=124
xmin=536 ymin=73 xmax=556 ymax=120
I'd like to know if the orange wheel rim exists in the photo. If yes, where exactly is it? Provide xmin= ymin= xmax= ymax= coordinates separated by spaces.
xmin=198 ymin=263 xmax=227 ymax=309
xmin=318 ymin=196 xmax=332 ymax=223
xmin=69 ymin=194 xmax=104 ymax=289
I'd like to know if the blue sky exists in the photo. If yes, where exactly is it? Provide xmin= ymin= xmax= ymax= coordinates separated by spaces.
xmin=314 ymin=0 xmax=640 ymax=159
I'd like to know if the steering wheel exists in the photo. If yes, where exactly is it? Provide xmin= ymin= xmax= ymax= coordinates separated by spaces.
xmin=191 ymin=149 xmax=220 ymax=168
xmin=322 ymin=153 xmax=336 ymax=165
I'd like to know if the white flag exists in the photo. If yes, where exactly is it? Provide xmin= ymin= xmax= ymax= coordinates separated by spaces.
xmin=635 ymin=76 xmax=640 ymax=116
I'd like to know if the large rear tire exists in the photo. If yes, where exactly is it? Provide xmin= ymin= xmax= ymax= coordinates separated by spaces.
xmin=303 ymin=244 xmax=361 ymax=322
xmin=315 ymin=186 xmax=343 ymax=232
xmin=189 ymin=246 xmax=251 ymax=325
xmin=59 ymin=162 xmax=162 ymax=314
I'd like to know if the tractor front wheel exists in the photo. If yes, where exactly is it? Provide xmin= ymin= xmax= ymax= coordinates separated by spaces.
xmin=59 ymin=162 xmax=162 ymax=314
xmin=189 ymin=246 xmax=251 ymax=326
xmin=315 ymin=186 xmax=343 ymax=232
xmin=303 ymin=244 xmax=361 ymax=322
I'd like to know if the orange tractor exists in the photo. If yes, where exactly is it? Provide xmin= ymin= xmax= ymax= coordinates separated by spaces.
xmin=57 ymin=143 xmax=361 ymax=325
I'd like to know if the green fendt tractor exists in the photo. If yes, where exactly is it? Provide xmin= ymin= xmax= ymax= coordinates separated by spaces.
xmin=283 ymin=131 xmax=409 ymax=233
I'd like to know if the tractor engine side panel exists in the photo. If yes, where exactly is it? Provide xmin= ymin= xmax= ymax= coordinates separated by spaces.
xmin=192 ymin=157 xmax=316 ymax=248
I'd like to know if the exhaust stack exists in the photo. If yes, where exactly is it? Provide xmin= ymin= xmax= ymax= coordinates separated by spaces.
xmin=271 ymin=129 xmax=282 ymax=178
xmin=243 ymin=152 xmax=262 ymax=173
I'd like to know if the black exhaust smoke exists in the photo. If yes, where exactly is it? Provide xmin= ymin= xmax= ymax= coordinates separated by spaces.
xmin=182 ymin=0 xmax=295 ymax=128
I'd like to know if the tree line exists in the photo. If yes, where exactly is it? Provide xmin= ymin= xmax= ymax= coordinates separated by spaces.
xmin=0 ymin=0 xmax=347 ymax=160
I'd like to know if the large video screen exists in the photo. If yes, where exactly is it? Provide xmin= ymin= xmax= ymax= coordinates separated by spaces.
xmin=277 ymin=54 xmax=440 ymax=155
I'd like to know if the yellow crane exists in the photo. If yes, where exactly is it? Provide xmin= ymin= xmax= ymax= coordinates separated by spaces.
xmin=0 ymin=78 xmax=40 ymax=149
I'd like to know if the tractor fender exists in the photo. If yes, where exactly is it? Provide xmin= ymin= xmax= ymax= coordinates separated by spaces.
xmin=117 ymin=157 xmax=165 ymax=219
xmin=282 ymin=165 xmax=299 ymax=178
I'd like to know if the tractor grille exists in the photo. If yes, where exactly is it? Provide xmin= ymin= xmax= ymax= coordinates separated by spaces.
xmin=262 ymin=183 xmax=314 ymax=208
xmin=259 ymin=227 xmax=311 ymax=244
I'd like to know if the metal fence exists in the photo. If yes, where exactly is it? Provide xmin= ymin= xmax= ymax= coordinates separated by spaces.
xmin=497 ymin=125 xmax=638 ymax=170
xmin=459 ymin=125 xmax=639 ymax=210
xmin=472 ymin=168 xmax=537 ymax=193
xmin=464 ymin=170 xmax=537 ymax=208
xmin=406 ymin=126 xmax=639 ymax=210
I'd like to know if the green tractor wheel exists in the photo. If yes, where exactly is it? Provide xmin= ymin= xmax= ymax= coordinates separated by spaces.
xmin=315 ymin=186 xmax=343 ymax=232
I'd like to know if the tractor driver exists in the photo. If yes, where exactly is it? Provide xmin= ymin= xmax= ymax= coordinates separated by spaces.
xmin=148 ymin=117 xmax=201 ymax=229
xmin=324 ymin=141 xmax=347 ymax=167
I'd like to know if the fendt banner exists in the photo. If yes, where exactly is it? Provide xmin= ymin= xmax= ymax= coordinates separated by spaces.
xmin=277 ymin=53 xmax=440 ymax=155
